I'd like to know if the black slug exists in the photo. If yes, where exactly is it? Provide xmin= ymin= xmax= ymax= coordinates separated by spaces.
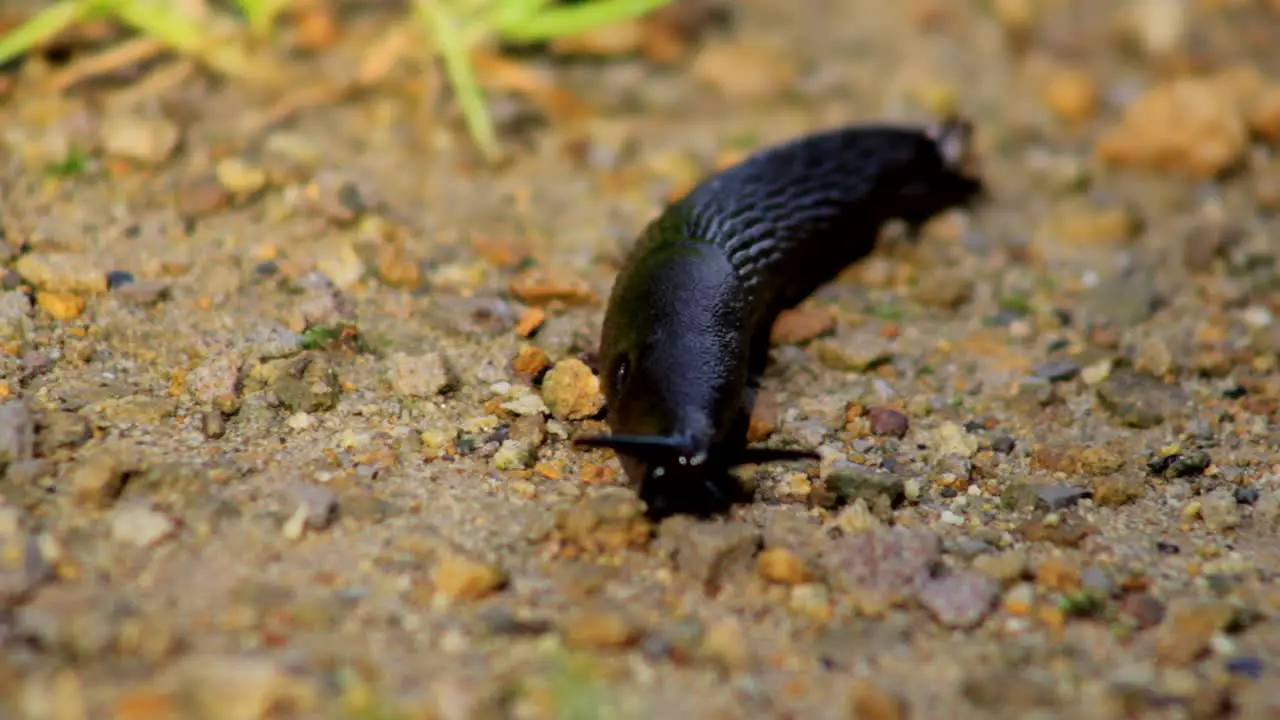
xmin=573 ymin=117 xmax=985 ymax=520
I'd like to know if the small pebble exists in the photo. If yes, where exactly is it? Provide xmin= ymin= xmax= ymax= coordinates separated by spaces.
xmin=541 ymin=358 xmax=605 ymax=420
xmin=386 ymin=351 xmax=456 ymax=397
xmin=99 ymin=111 xmax=181 ymax=164
xmin=109 ymin=504 xmax=177 ymax=547
xmin=432 ymin=554 xmax=505 ymax=602
xmin=756 ymin=547 xmax=810 ymax=585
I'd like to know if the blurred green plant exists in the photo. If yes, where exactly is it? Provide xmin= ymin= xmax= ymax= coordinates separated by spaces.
xmin=0 ymin=0 xmax=676 ymax=163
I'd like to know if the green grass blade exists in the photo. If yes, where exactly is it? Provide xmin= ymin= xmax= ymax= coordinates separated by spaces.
xmin=491 ymin=0 xmax=556 ymax=28
xmin=498 ymin=0 xmax=672 ymax=43
xmin=111 ymin=0 xmax=260 ymax=78
xmin=235 ymin=0 xmax=291 ymax=40
xmin=0 ymin=0 xmax=97 ymax=67
xmin=415 ymin=0 xmax=499 ymax=162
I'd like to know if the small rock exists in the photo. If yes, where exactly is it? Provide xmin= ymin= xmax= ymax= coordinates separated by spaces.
xmin=1136 ymin=337 xmax=1175 ymax=376
xmin=1096 ymin=71 xmax=1251 ymax=178
xmin=1042 ymin=66 xmax=1097 ymax=122
xmin=917 ymin=571 xmax=999 ymax=629
xmin=848 ymin=679 xmax=907 ymax=720
xmin=657 ymin=517 xmax=761 ymax=589
xmin=911 ymin=270 xmax=974 ymax=310
xmin=99 ymin=112 xmax=182 ymax=165
xmin=501 ymin=393 xmax=548 ymax=419
xmin=493 ymin=439 xmax=535 ymax=471
xmin=35 ymin=291 xmax=85 ymax=320
xmin=1251 ymin=83 xmax=1280 ymax=141
xmin=1146 ymin=449 xmax=1211 ymax=478
xmin=789 ymin=582 xmax=832 ymax=621
xmin=175 ymin=174 xmax=230 ymax=219
xmin=814 ymin=330 xmax=894 ymax=372
xmin=1096 ymin=368 xmax=1189 ymax=428
xmin=1035 ymin=485 xmax=1092 ymax=511
xmin=289 ymin=483 xmax=337 ymax=532
xmin=833 ymin=498 xmax=886 ymax=534
xmin=1085 ymin=269 xmax=1158 ymax=327
xmin=1035 ymin=198 xmax=1141 ymax=253
xmin=0 ymin=508 xmax=51 ymax=605
xmin=158 ymin=655 xmax=316 ymax=718
xmin=0 ymin=401 xmax=36 ymax=466
xmin=1234 ymin=487 xmax=1259 ymax=506
xmin=555 ymin=488 xmax=653 ymax=553
xmin=926 ymin=422 xmax=979 ymax=458
xmin=187 ymin=352 xmax=243 ymax=408
xmin=1032 ymin=359 xmax=1080 ymax=383
xmin=109 ymin=504 xmax=177 ymax=547
xmin=432 ymin=554 xmax=505 ymax=602
xmin=14 ymin=253 xmax=107 ymax=294
xmin=698 ymin=617 xmax=750 ymax=671
xmin=239 ymin=322 xmax=304 ymax=361
xmin=823 ymin=462 xmax=905 ymax=516
xmin=866 ymin=406 xmax=909 ymax=438
xmin=375 ymin=242 xmax=423 ymax=290
xmin=1034 ymin=556 xmax=1081 ymax=592
xmin=0 ymin=290 xmax=34 ymax=341
xmin=270 ymin=355 xmax=340 ymax=413
xmin=510 ymin=344 xmax=551 ymax=383
xmin=971 ymin=550 xmax=1027 ymax=583
xmin=507 ymin=267 xmax=597 ymax=306
xmin=1155 ymin=600 xmax=1235 ymax=666
xmin=67 ymin=450 xmax=128 ymax=508
xmin=1198 ymin=488 xmax=1241 ymax=532
xmin=214 ymin=156 xmax=267 ymax=196
xmin=201 ymin=410 xmax=226 ymax=439
xmin=1119 ymin=593 xmax=1166 ymax=629
xmin=562 ymin=609 xmax=638 ymax=650
xmin=771 ymin=307 xmax=836 ymax=345
xmin=541 ymin=358 xmax=604 ymax=420
xmin=1091 ymin=475 xmax=1146 ymax=507
xmin=386 ymin=351 xmax=456 ymax=397
xmin=306 ymin=170 xmax=374 ymax=224
xmin=822 ymin=527 xmax=941 ymax=612
xmin=756 ymin=547 xmax=810 ymax=585
xmin=116 ymin=279 xmax=171 ymax=306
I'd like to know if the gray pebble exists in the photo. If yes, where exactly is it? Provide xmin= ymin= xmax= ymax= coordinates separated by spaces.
xmin=0 ymin=401 xmax=36 ymax=466
xmin=1032 ymin=358 xmax=1081 ymax=382
xmin=0 ymin=291 xmax=33 ymax=342
xmin=656 ymin=517 xmax=761 ymax=589
xmin=1096 ymin=368 xmax=1189 ymax=428
xmin=1035 ymin=485 xmax=1093 ymax=511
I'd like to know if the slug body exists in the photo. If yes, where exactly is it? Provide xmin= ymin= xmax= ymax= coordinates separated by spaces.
xmin=574 ymin=118 xmax=984 ymax=519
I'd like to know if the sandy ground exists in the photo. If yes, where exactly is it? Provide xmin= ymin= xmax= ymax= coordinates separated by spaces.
xmin=2 ymin=1 xmax=1280 ymax=718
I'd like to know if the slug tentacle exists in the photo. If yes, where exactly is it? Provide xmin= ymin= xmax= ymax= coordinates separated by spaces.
xmin=577 ymin=115 xmax=985 ymax=520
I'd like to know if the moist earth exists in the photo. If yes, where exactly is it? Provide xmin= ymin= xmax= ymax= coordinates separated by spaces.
xmin=2 ymin=1 xmax=1280 ymax=719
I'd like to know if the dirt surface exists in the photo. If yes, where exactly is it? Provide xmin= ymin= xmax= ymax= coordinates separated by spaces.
xmin=3 ymin=1 xmax=1280 ymax=718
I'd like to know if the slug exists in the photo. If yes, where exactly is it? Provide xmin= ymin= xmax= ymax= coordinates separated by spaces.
xmin=573 ymin=117 xmax=985 ymax=520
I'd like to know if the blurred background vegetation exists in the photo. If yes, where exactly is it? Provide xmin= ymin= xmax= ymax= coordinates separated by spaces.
xmin=0 ymin=0 xmax=683 ymax=163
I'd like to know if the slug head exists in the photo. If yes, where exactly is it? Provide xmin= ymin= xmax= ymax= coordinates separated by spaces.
xmin=573 ymin=240 xmax=816 ymax=518
xmin=894 ymin=116 xmax=987 ymax=236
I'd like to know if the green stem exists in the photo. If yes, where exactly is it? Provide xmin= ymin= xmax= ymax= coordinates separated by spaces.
xmin=498 ymin=0 xmax=671 ymax=42
xmin=415 ymin=0 xmax=499 ymax=163
xmin=0 ymin=0 xmax=99 ymax=67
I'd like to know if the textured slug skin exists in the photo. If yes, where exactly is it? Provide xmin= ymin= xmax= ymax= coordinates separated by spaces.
xmin=584 ymin=119 xmax=985 ymax=519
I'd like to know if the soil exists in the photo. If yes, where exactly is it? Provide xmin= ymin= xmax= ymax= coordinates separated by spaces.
xmin=2 ymin=1 xmax=1280 ymax=719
